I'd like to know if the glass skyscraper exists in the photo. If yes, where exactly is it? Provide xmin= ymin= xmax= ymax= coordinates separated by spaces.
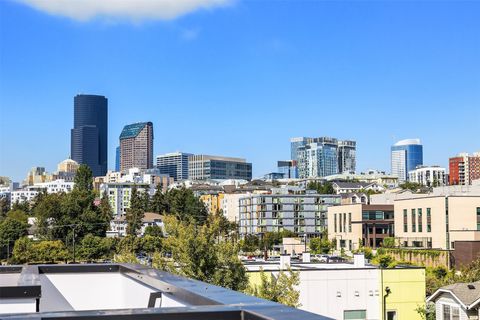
xmin=391 ymin=139 xmax=423 ymax=183
xmin=70 ymin=94 xmax=108 ymax=177
xmin=156 ymin=152 xmax=192 ymax=181
xmin=290 ymin=136 xmax=356 ymax=178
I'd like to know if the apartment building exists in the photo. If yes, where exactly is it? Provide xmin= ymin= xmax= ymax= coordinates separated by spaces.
xmin=239 ymin=190 xmax=340 ymax=237
xmin=188 ymin=155 xmax=252 ymax=181
xmin=449 ymin=152 xmax=480 ymax=185
xmin=408 ymin=165 xmax=447 ymax=187
xmin=328 ymin=204 xmax=394 ymax=251
xmin=394 ymin=195 xmax=480 ymax=250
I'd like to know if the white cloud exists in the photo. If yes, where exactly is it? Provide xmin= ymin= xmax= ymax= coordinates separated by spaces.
xmin=17 ymin=0 xmax=234 ymax=22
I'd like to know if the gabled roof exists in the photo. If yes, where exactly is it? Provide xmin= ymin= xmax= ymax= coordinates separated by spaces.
xmin=427 ymin=281 xmax=480 ymax=309
xmin=119 ymin=122 xmax=152 ymax=140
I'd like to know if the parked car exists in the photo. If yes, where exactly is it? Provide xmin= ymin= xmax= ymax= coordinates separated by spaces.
xmin=313 ymin=254 xmax=329 ymax=262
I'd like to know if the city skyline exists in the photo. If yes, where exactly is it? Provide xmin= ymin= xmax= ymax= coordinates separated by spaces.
xmin=1 ymin=1 xmax=479 ymax=181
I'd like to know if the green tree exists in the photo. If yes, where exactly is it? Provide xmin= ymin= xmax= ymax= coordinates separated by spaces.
xmin=11 ymin=237 xmax=33 ymax=263
xmin=12 ymin=238 xmax=68 ymax=263
xmin=74 ymin=164 xmax=93 ymax=192
xmin=156 ymin=215 xmax=248 ymax=291
xmin=0 ymin=217 xmax=29 ymax=259
xmin=98 ymin=190 xmax=113 ymax=223
xmin=382 ymin=237 xmax=396 ymax=248
xmin=240 ymin=234 xmax=259 ymax=254
xmin=309 ymin=237 xmax=333 ymax=254
xmin=6 ymin=210 xmax=29 ymax=223
xmin=245 ymin=268 xmax=301 ymax=307
xmin=11 ymin=200 xmax=30 ymax=214
xmin=164 ymin=187 xmax=208 ymax=224
xmin=144 ymin=225 xmax=163 ymax=237
xmin=307 ymin=181 xmax=335 ymax=194
xmin=126 ymin=186 xmax=144 ymax=236
xmin=376 ymin=254 xmax=394 ymax=268
xmin=79 ymin=234 xmax=112 ymax=261
xmin=0 ymin=197 xmax=10 ymax=220
xmin=150 ymin=184 xmax=167 ymax=214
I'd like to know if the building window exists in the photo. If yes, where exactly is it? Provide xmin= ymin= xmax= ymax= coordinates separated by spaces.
xmin=427 ymin=208 xmax=431 ymax=232
xmin=411 ymin=209 xmax=416 ymax=232
xmin=344 ymin=310 xmax=366 ymax=320
xmin=348 ymin=213 xmax=352 ymax=232
xmin=442 ymin=304 xmax=450 ymax=320
xmin=452 ymin=306 xmax=459 ymax=320
xmin=334 ymin=214 xmax=337 ymax=233
xmin=343 ymin=213 xmax=347 ymax=233
xmin=477 ymin=207 xmax=480 ymax=231
xmin=386 ymin=311 xmax=397 ymax=320
xmin=418 ymin=208 xmax=423 ymax=232
xmin=403 ymin=209 xmax=408 ymax=232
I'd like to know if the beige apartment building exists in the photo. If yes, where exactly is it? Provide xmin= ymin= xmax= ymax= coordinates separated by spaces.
xmin=328 ymin=204 xmax=394 ymax=251
xmin=394 ymin=196 xmax=480 ymax=250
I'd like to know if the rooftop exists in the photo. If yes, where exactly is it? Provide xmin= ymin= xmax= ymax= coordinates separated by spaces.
xmin=393 ymin=138 xmax=421 ymax=146
xmin=119 ymin=122 xmax=152 ymax=140
xmin=0 ymin=263 xmax=329 ymax=319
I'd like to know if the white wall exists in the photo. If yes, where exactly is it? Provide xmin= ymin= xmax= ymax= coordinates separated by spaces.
xmin=39 ymin=272 xmax=187 ymax=312
xmin=0 ymin=299 xmax=37 ymax=314
xmin=288 ymin=269 xmax=380 ymax=320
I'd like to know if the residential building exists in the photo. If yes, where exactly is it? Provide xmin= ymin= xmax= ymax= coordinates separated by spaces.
xmin=34 ymin=179 xmax=74 ymax=193
xmin=119 ymin=122 xmax=154 ymax=171
xmin=328 ymin=204 xmax=394 ymax=251
xmin=449 ymin=152 xmax=480 ymax=185
xmin=324 ymin=170 xmax=399 ymax=188
xmin=290 ymin=137 xmax=356 ymax=178
xmin=221 ymin=193 xmax=248 ymax=222
xmin=23 ymin=167 xmax=51 ymax=186
xmin=156 ymin=152 xmax=192 ymax=181
xmin=297 ymin=140 xmax=338 ymax=178
xmin=337 ymin=140 xmax=357 ymax=173
xmin=10 ymin=189 xmax=40 ymax=207
xmin=246 ymin=256 xmax=425 ymax=320
xmin=52 ymin=158 xmax=79 ymax=182
xmin=277 ymin=160 xmax=298 ymax=179
xmin=188 ymin=155 xmax=252 ymax=181
xmin=239 ymin=190 xmax=341 ymax=237
xmin=199 ymin=193 xmax=225 ymax=214
xmin=391 ymin=139 xmax=423 ymax=183
xmin=340 ymin=193 xmax=369 ymax=205
xmin=408 ymin=165 xmax=447 ymax=187
xmin=394 ymin=195 xmax=480 ymax=249
xmin=108 ymin=212 xmax=164 ymax=237
xmin=71 ymin=94 xmax=108 ymax=176
xmin=263 ymin=172 xmax=285 ymax=180
xmin=100 ymin=182 xmax=151 ymax=216
xmin=0 ymin=264 xmax=318 ymax=320
xmin=331 ymin=181 xmax=385 ymax=194
xmin=427 ymin=280 xmax=480 ymax=320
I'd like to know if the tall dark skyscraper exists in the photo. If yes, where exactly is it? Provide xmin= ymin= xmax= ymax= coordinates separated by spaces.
xmin=70 ymin=94 xmax=108 ymax=177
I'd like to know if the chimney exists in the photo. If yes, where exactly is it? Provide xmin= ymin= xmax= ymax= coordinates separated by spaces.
xmin=302 ymin=252 xmax=311 ymax=263
xmin=280 ymin=254 xmax=291 ymax=270
xmin=354 ymin=254 xmax=365 ymax=268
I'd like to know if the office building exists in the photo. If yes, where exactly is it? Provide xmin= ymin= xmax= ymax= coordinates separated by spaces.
xmin=0 ymin=264 xmax=317 ymax=320
xmin=408 ymin=165 xmax=447 ymax=187
xmin=70 ymin=94 xmax=108 ymax=177
xmin=391 ymin=139 xmax=423 ymax=183
xmin=239 ymin=190 xmax=341 ymax=237
xmin=188 ymin=155 xmax=252 ymax=181
xmin=291 ymin=136 xmax=356 ymax=178
xmin=115 ymin=146 xmax=120 ymax=172
xmin=277 ymin=160 xmax=298 ymax=179
xmin=328 ymin=204 xmax=394 ymax=251
xmin=449 ymin=152 xmax=480 ymax=185
xmin=119 ymin=122 xmax=154 ymax=171
xmin=52 ymin=158 xmax=79 ymax=182
xmin=394 ymin=195 xmax=480 ymax=250
xmin=156 ymin=152 xmax=192 ymax=181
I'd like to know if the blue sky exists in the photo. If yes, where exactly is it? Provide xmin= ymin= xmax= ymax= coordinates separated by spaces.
xmin=0 ymin=0 xmax=479 ymax=182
